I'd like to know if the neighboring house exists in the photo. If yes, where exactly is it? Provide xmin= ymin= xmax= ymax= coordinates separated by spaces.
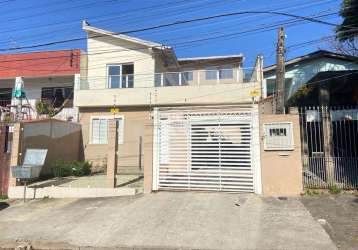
xmin=263 ymin=50 xmax=358 ymax=100
xmin=75 ymin=21 xmax=264 ymax=193
xmin=287 ymin=70 xmax=358 ymax=107
xmin=0 ymin=49 xmax=82 ymax=121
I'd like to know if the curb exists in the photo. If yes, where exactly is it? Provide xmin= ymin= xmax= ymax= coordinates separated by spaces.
xmin=0 ymin=240 xmax=213 ymax=250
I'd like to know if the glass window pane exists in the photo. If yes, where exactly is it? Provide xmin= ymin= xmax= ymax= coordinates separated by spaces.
xmin=64 ymin=87 xmax=73 ymax=99
xmin=92 ymin=118 xmax=108 ymax=144
xmin=182 ymin=71 xmax=193 ymax=85
xmin=122 ymin=64 xmax=134 ymax=74
xmin=155 ymin=74 xmax=162 ymax=87
xmin=109 ymin=76 xmax=120 ymax=88
xmin=115 ymin=118 xmax=124 ymax=144
xmin=92 ymin=119 xmax=100 ymax=144
xmin=266 ymin=78 xmax=292 ymax=97
xmin=219 ymin=69 xmax=233 ymax=79
xmin=164 ymin=73 xmax=179 ymax=86
xmin=121 ymin=75 xmax=127 ymax=88
xmin=108 ymin=66 xmax=120 ymax=75
xmin=205 ymin=69 xmax=216 ymax=80
xmin=99 ymin=119 xmax=108 ymax=144
xmin=266 ymin=79 xmax=276 ymax=96
xmin=127 ymin=75 xmax=134 ymax=88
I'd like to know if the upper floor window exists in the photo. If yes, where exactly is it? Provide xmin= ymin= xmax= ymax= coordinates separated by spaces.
xmin=266 ymin=78 xmax=292 ymax=97
xmin=0 ymin=88 xmax=12 ymax=107
xmin=107 ymin=64 xmax=134 ymax=88
xmin=205 ymin=66 xmax=233 ymax=80
xmin=205 ymin=67 xmax=216 ymax=80
xmin=219 ymin=68 xmax=233 ymax=79
xmin=41 ymin=87 xmax=73 ymax=108
xmin=182 ymin=71 xmax=193 ymax=82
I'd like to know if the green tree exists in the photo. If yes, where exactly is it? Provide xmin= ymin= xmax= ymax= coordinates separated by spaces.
xmin=334 ymin=0 xmax=358 ymax=55
xmin=337 ymin=0 xmax=358 ymax=41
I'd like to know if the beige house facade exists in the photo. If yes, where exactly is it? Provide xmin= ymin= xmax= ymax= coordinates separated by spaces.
xmin=75 ymin=21 xmax=303 ymax=196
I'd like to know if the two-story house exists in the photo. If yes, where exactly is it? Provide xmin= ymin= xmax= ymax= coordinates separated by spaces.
xmin=75 ymin=21 xmax=263 ymax=193
xmin=0 ymin=49 xmax=82 ymax=122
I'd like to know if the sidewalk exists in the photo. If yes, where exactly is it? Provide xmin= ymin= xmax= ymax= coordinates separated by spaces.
xmin=301 ymin=194 xmax=358 ymax=250
xmin=0 ymin=192 xmax=336 ymax=250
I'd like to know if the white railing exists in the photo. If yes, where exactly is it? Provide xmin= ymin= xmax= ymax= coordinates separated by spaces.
xmin=154 ymin=69 xmax=254 ymax=87
xmin=154 ymin=71 xmax=192 ymax=87
xmin=79 ymin=68 xmax=258 ymax=90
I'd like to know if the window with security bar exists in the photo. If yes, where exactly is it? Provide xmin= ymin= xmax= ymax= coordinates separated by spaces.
xmin=264 ymin=122 xmax=294 ymax=150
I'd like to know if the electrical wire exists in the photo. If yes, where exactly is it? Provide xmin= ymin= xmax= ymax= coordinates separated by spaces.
xmin=0 ymin=9 xmax=346 ymax=52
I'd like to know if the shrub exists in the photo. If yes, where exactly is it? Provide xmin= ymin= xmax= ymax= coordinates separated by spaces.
xmin=35 ymin=101 xmax=56 ymax=117
xmin=52 ymin=160 xmax=72 ymax=177
xmin=70 ymin=161 xmax=92 ymax=177
xmin=329 ymin=185 xmax=341 ymax=194
xmin=0 ymin=195 xmax=8 ymax=200
xmin=52 ymin=160 xmax=92 ymax=178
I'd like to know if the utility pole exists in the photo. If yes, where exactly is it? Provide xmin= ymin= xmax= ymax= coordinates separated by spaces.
xmin=275 ymin=27 xmax=286 ymax=114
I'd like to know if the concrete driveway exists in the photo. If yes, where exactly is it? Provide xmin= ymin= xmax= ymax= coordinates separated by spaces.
xmin=0 ymin=192 xmax=336 ymax=250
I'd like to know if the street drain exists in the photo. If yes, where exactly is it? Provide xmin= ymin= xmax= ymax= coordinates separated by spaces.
xmin=278 ymin=196 xmax=288 ymax=201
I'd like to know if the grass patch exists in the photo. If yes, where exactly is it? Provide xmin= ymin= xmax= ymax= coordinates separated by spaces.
xmin=329 ymin=185 xmax=341 ymax=195
xmin=0 ymin=195 xmax=8 ymax=200
xmin=304 ymin=189 xmax=321 ymax=196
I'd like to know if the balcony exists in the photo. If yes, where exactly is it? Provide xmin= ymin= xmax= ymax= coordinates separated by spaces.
xmin=153 ymin=69 xmax=253 ymax=87
xmin=80 ymin=68 xmax=257 ymax=90
xmin=75 ymin=69 xmax=261 ymax=107
xmin=0 ymin=98 xmax=78 ymax=122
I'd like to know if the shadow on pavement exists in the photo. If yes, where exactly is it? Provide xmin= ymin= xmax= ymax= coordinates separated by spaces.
xmin=0 ymin=202 xmax=9 ymax=211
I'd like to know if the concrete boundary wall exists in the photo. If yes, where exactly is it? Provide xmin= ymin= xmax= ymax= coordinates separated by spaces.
xmin=9 ymin=119 xmax=82 ymax=186
xmin=260 ymin=114 xmax=303 ymax=196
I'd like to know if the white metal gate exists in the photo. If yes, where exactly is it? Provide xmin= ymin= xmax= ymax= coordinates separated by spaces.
xmin=153 ymin=105 xmax=261 ymax=193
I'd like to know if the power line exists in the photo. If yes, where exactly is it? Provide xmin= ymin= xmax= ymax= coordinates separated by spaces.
xmin=0 ymin=0 xmax=118 ymax=23
xmin=0 ymin=20 xmax=344 ymax=75
xmin=0 ymin=0 xmax=330 ymax=51
xmin=0 ymin=11 xmax=340 ymax=65
xmin=0 ymin=9 xmax=350 ymax=74
xmin=0 ymin=0 xmax=231 ymax=48
xmin=0 ymin=10 xmax=344 ymax=52
xmin=0 ymin=0 xmax=199 ymax=35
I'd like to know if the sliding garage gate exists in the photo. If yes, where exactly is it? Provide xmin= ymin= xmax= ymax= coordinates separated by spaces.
xmin=153 ymin=105 xmax=261 ymax=193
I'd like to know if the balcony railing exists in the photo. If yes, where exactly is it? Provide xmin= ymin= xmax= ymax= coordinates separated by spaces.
xmin=79 ymin=68 xmax=258 ymax=90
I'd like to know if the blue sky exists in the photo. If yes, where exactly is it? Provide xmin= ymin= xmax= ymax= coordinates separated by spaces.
xmin=0 ymin=0 xmax=342 ymax=66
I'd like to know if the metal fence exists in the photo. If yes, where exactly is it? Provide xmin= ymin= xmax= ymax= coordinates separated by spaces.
xmin=299 ymin=106 xmax=358 ymax=189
